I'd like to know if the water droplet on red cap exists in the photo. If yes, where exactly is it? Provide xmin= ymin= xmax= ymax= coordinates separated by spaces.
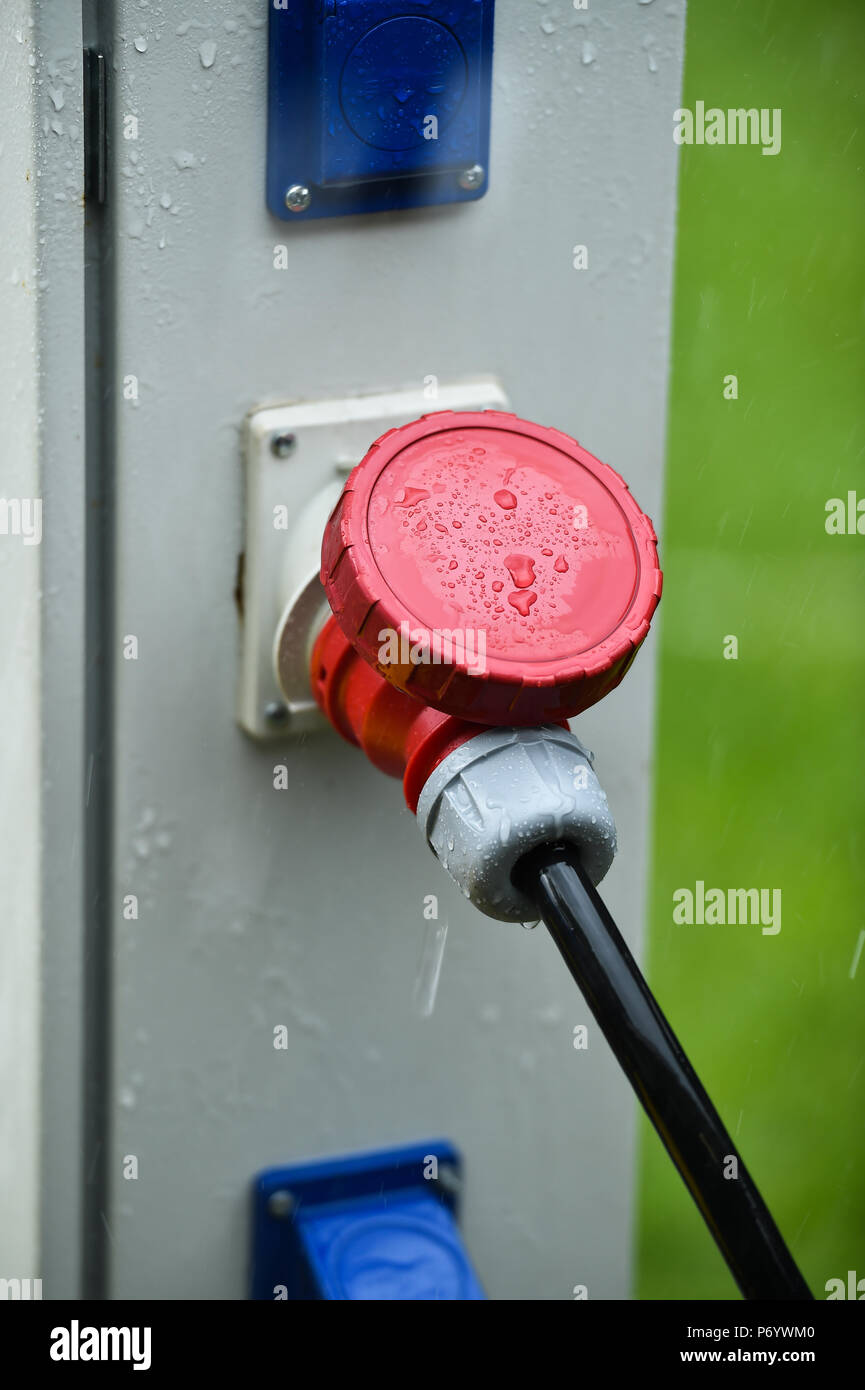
xmin=508 ymin=590 xmax=538 ymax=617
xmin=505 ymin=554 xmax=536 ymax=589
xmin=394 ymin=487 xmax=430 ymax=506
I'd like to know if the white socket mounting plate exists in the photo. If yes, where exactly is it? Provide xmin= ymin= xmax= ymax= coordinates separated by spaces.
xmin=237 ymin=376 xmax=509 ymax=740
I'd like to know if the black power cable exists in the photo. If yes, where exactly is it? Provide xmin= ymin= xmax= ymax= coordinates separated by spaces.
xmin=514 ymin=841 xmax=812 ymax=1301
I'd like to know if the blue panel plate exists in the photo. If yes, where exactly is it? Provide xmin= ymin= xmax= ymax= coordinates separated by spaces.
xmin=267 ymin=1 xmax=495 ymax=221
xmin=250 ymin=1140 xmax=486 ymax=1299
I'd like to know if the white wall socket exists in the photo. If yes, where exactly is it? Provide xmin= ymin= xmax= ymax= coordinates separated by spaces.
xmin=236 ymin=377 xmax=510 ymax=739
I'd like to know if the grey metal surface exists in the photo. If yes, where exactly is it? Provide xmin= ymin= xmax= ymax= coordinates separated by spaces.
xmin=91 ymin=0 xmax=684 ymax=1298
xmin=0 ymin=0 xmax=42 ymax=1294
xmin=417 ymin=726 xmax=616 ymax=922
xmin=33 ymin=0 xmax=89 ymax=1299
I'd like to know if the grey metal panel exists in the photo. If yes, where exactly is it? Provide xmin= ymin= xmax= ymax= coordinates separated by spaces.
xmin=30 ymin=0 xmax=89 ymax=1299
xmin=104 ymin=0 xmax=684 ymax=1298
xmin=0 ymin=0 xmax=41 ymax=1291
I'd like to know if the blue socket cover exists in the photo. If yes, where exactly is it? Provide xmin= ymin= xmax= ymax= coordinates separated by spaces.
xmin=267 ymin=1 xmax=495 ymax=220
xmin=250 ymin=1141 xmax=486 ymax=1300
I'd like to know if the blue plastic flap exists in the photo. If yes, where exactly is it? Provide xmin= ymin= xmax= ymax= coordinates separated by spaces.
xmin=250 ymin=1140 xmax=486 ymax=1300
xmin=267 ymin=1 xmax=495 ymax=221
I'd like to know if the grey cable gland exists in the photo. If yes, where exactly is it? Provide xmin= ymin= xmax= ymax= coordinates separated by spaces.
xmin=415 ymin=725 xmax=617 ymax=923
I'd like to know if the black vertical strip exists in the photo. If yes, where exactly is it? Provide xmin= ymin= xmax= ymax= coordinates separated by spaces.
xmin=82 ymin=9 xmax=114 ymax=1300
xmin=83 ymin=50 xmax=106 ymax=206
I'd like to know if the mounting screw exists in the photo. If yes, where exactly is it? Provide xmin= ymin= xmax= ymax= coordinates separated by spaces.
xmin=267 ymin=1189 xmax=295 ymax=1220
xmin=270 ymin=432 xmax=297 ymax=459
xmin=264 ymin=701 xmax=289 ymax=727
xmin=457 ymin=164 xmax=485 ymax=192
xmin=285 ymin=184 xmax=312 ymax=213
xmin=433 ymin=1163 xmax=462 ymax=1196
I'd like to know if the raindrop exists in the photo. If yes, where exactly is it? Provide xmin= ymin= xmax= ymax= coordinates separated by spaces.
xmin=393 ymin=486 xmax=430 ymax=506
xmin=508 ymin=590 xmax=538 ymax=617
xmin=505 ymin=553 xmax=536 ymax=589
xmin=413 ymin=917 xmax=449 ymax=1018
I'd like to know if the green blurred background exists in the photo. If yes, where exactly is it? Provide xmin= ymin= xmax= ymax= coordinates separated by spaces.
xmin=637 ymin=0 xmax=865 ymax=1299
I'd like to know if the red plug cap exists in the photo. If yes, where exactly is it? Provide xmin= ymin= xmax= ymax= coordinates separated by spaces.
xmin=321 ymin=411 xmax=662 ymax=726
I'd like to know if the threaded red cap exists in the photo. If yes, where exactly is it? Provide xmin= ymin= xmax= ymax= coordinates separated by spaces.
xmin=321 ymin=410 xmax=662 ymax=725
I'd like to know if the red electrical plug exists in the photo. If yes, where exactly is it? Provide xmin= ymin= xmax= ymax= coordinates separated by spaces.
xmin=311 ymin=410 xmax=661 ymax=813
